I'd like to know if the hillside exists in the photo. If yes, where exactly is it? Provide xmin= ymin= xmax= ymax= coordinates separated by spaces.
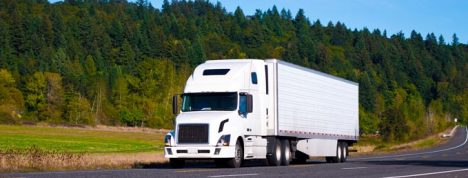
xmin=0 ymin=0 xmax=466 ymax=142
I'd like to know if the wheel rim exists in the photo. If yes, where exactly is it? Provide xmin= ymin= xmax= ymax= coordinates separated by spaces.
xmin=285 ymin=142 xmax=290 ymax=162
xmin=276 ymin=143 xmax=281 ymax=162
xmin=235 ymin=143 xmax=242 ymax=163
xmin=343 ymin=146 xmax=347 ymax=159
xmin=337 ymin=145 xmax=342 ymax=160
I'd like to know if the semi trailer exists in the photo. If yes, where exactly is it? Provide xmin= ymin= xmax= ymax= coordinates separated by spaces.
xmin=164 ymin=59 xmax=359 ymax=168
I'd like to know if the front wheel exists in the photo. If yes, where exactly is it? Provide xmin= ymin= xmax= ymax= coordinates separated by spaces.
xmin=226 ymin=140 xmax=243 ymax=168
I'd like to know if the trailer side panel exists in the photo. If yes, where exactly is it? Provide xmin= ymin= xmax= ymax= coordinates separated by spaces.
xmin=276 ymin=61 xmax=359 ymax=141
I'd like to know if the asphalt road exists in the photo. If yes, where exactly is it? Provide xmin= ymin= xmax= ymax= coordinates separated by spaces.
xmin=3 ymin=126 xmax=468 ymax=178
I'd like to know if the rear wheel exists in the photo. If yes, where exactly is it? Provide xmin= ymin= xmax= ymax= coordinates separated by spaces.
xmin=169 ymin=158 xmax=185 ymax=168
xmin=226 ymin=140 xmax=243 ymax=168
xmin=267 ymin=138 xmax=282 ymax=166
xmin=340 ymin=142 xmax=348 ymax=162
xmin=325 ymin=142 xmax=342 ymax=163
xmin=280 ymin=139 xmax=291 ymax=166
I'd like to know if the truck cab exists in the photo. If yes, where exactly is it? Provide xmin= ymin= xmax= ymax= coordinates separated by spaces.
xmin=165 ymin=59 xmax=269 ymax=168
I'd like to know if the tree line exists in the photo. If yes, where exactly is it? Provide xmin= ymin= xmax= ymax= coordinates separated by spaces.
xmin=0 ymin=0 xmax=466 ymax=142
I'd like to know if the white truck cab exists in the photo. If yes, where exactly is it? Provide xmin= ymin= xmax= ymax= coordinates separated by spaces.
xmin=164 ymin=59 xmax=359 ymax=168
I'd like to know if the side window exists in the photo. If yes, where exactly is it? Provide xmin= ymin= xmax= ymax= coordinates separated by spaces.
xmin=251 ymin=72 xmax=258 ymax=84
xmin=239 ymin=95 xmax=247 ymax=118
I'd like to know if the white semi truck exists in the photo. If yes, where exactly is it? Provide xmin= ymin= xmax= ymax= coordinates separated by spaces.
xmin=164 ymin=59 xmax=359 ymax=168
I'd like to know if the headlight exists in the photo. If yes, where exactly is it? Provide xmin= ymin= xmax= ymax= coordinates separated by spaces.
xmin=216 ymin=135 xmax=231 ymax=147
xmin=164 ymin=135 xmax=172 ymax=146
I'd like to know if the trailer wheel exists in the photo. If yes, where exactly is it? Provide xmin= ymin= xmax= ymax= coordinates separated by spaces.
xmin=326 ymin=142 xmax=342 ymax=163
xmin=226 ymin=140 xmax=243 ymax=168
xmin=280 ymin=139 xmax=291 ymax=166
xmin=267 ymin=138 xmax=282 ymax=166
xmin=169 ymin=158 xmax=185 ymax=168
xmin=341 ymin=142 xmax=348 ymax=162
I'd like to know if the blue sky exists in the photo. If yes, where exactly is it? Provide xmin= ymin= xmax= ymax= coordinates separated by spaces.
xmin=51 ymin=0 xmax=468 ymax=44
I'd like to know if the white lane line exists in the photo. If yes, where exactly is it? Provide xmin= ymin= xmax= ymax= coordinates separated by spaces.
xmin=382 ymin=168 xmax=468 ymax=178
xmin=353 ymin=126 xmax=468 ymax=161
xmin=208 ymin=173 xmax=259 ymax=177
xmin=342 ymin=167 xmax=367 ymax=170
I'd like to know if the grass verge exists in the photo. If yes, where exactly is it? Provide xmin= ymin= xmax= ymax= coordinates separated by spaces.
xmin=351 ymin=127 xmax=454 ymax=156
xmin=0 ymin=125 xmax=165 ymax=153
xmin=0 ymin=124 xmax=168 ymax=172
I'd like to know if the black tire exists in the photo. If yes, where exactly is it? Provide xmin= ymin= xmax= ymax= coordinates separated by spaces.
xmin=340 ymin=142 xmax=348 ymax=162
xmin=267 ymin=138 xmax=282 ymax=166
xmin=169 ymin=158 xmax=185 ymax=168
xmin=280 ymin=139 xmax=291 ymax=166
xmin=226 ymin=140 xmax=243 ymax=168
xmin=325 ymin=142 xmax=341 ymax=163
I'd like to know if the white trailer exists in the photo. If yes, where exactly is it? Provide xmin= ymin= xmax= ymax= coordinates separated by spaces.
xmin=165 ymin=59 xmax=359 ymax=168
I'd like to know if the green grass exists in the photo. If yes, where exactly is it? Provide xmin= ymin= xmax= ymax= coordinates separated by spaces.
xmin=414 ymin=138 xmax=437 ymax=149
xmin=0 ymin=125 xmax=165 ymax=153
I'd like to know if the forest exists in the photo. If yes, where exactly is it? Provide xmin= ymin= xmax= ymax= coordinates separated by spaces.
xmin=0 ymin=0 xmax=466 ymax=142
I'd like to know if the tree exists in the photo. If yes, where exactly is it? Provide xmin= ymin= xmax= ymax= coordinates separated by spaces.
xmin=25 ymin=72 xmax=47 ymax=121
xmin=380 ymin=108 xmax=409 ymax=142
xmin=452 ymin=33 xmax=459 ymax=46
xmin=43 ymin=72 xmax=65 ymax=122
xmin=64 ymin=92 xmax=93 ymax=125
xmin=0 ymin=0 xmax=464 ymax=133
xmin=0 ymin=69 xmax=24 ymax=123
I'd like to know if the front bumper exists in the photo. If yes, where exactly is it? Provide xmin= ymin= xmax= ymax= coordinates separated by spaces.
xmin=164 ymin=146 xmax=235 ymax=159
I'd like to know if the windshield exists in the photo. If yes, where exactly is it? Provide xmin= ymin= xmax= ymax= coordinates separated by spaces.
xmin=182 ymin=92 xmax=237 ymax=112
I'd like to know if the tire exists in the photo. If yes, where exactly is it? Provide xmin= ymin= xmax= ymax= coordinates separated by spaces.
xmin=325 ymin=142 xmax=341 ymax=163
xmin=169 ymin=158 xmax=185 ymax=168
xmin=336 ymin=143 xmax=342 ymax=163
xmin=280 ymin=139 xmax=291 ymax=166
xmin=267 ymin=138 xmax=282 ymax=166
xmin=226 ymin=140 xmax=243 ymax=168
xmin=340 ymin=142 xmax=348 ymax=162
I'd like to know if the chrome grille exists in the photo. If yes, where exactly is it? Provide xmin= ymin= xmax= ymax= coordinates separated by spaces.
xmin=178 ymin=124 xmax=209 ymax=144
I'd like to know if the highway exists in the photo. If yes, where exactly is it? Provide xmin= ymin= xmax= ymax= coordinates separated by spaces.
xmin=3 ymin=126 xmax=468 ymax=178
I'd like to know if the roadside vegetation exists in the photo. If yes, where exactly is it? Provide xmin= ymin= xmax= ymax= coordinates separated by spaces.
xmin=352 ymin=126 xmax=455 ymax=155
xmin=0 ymin=125 xmax=164 ymax=153
xmin=0 ymin=124 xmax=165 ymax=172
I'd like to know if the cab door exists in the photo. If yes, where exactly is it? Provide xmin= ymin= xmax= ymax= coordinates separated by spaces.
xmin=265 ymin=62 xmax=276 ymax=135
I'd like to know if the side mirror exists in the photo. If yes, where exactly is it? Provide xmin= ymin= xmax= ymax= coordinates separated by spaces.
xmin=246 ymin=94 xmax=253 ymax=113
xmin=172 ymin=95 xmax=179 ymax=114
xmin=239 ymin=93 xmax=253 ymax=116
